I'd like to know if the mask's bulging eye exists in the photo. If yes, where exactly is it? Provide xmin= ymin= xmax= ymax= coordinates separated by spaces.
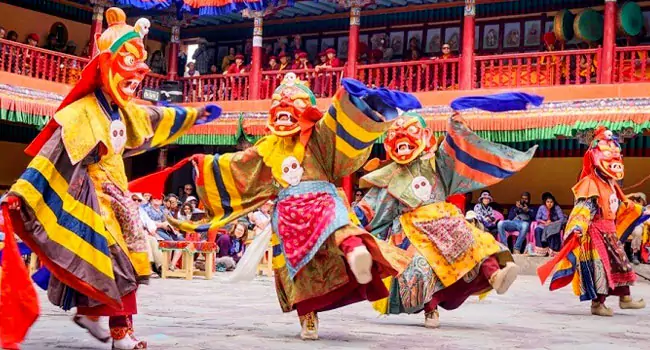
xmin=124 ymin=55 xmax=135 ymax=66
xmin=408 ymin=125 xmax=418 ymax=134
xmin=293 ymin=99 xmax=307 ymax=109
xmin=283 ymin=167 xmax=289 ymax=173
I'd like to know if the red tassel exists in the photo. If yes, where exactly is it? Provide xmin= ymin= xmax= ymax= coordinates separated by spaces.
xmin=0 ymin=202 xmax=40 ymax=350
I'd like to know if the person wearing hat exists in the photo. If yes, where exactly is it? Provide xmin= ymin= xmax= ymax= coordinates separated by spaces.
xmin=260 ymin=56 xmax=279 ymax=98
xmin=356 ymin=93 xmax=540 ymax=328
xmin=0 ymin=8 xmax=221 ymax=349
xmin=465 ymin=210 xmax=485 ymax=231
xmin=44 ymin=33 xmax=62 ymax=52
xmin=278 ymin=51 xmax=290 ymax=71
xmin=314 ymin=48 xmax=342 ymax=97
xmin=135 ymin=73 xmax=422 ymax=340
xmin=224 ymin=54 xmax=248 ymax=100
xmin=538 ymin=126 xmax=646 ymax=317
xmin=497 ymin=191 xmax=535 ymax=254
xmin=26 ymin=33 xmax=39 ymax=47
xmin=266 ymin=55 xmax=279 ymax=71
xmin=473 ymin=190 xmax=498 ymax=234
xmin=291 ymin=51 xmax=312 ymax=70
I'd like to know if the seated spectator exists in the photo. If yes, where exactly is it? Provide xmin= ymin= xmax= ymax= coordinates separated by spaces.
xmin=292 ymin=52 xmax=312 ymax=70
xmin=532 ymin=192 xmax=566 ymax=257
xmin=351 ymin=189 xmax=364 ymax=207
xmin=497 ymin=191 xmax=535 ymax=254
xmin=177 ymin=203 xmax=194 ymax=221
xmin=438 ymin=43 xmax=456 ymax=60
xmin=224 ymin=54 xmax=247 ymax=74
xmin=132 ymin=193 xmax=163 ymax=276
xmin=180 ymin=183 xmax=195 ymax=204
xmin=473 ymin=190 xmax=498 ymax=234
xmin=143 ymin=195 xmax=182 ymax=241
xmin=166 ymin=194 xmax=180 ymax=218
xmin=278 ymin=52 xmax=291 ymax=71
xmin=142 ymin=193 xmax=152 ymax=206
xmin=216 ymin=221 xmax=249 ymax=271
xmin=247 ymin=200 xmax=272 ymax=239
xmin=465 ymin=210 xmax=485 ymax=231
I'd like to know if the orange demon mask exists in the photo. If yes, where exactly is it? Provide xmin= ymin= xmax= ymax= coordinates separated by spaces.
xmin=96 ymin=8 xmax=150 ymax=107
xmin=589 ymin=126 xmax=624 ymax=180
xmin=268 ymin=73 xmax=320 ymax=137
xmin=384 ymin=112 xmax=433 ymax=164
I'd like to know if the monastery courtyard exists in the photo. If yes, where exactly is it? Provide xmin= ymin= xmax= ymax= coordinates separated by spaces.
xmin=22 ymin=267 xmax=650 ymax=350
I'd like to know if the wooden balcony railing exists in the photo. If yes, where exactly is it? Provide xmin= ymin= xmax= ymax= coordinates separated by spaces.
xmin=474 ymin=49 xmax=601 ymax=88
xmin=356 ymin=58 xmax=459 ymax=92
xmin=614 ymin=45 xmax=650 ymax=83
xmin=0 ymin=38 xmax=89 ymax=85
xmin=180 ymin=73 xmax=250 ymax=102
xmin=137 ymin=73 xmax=166 ymax=98
xmin=260 ymin=67 xmax=344 ymax=100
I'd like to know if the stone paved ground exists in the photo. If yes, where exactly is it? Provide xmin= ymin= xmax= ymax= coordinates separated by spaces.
xmin=22 ymin=275 xmax=650 ymax=350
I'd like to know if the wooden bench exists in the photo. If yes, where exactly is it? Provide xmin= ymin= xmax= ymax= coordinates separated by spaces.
xmin=159 ymin=232 xmax=219 ymax=280
xmin=257 ymin=244 xmax=274 ymax=277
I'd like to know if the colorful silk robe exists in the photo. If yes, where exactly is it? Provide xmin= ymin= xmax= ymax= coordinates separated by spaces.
xmin=357 ymin=118 xmax=535 ymax=314
xmin=187 ymin=85 xmax=405 ymax=312
xmin=7 ymin=91 xmax=202 ymax=310
xmin=540 ymin=174 xmax=645 ymax=301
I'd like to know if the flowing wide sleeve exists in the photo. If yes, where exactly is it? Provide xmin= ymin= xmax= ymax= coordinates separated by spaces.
xmin=355 ymin=187 xmax=402 ymax=241
xmin=311 ymin=78 xmax=421 ymax=180
xmin=123 ymin=104 xmax=220 ymax=157
xmin=177 ymin=147 xmax=277 ymax=234
xmin=565 ymin=198 xmax=597 ymax=237
xmin=435 ymin=117 xmax=537 ymax=196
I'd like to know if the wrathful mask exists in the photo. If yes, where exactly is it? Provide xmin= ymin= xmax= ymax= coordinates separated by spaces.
xmin=97 ymin=8 xmax=150 ymax=107
xmin=384 ymin=112 xmax=432 ymax=164
xmin=268 ymin=73 xmax=318 ymax=137
xmin=591 ymin=127 xmax=624 ymax=180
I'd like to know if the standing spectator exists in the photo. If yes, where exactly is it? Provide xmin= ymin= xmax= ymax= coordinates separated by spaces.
xmin=497 ymin=192 xmax=534 ymax=254
xmin=292 ymin=52 xmax=312 ymax=70
xmin=474 ymin=191 xmax=498 ymax=234
xmin=43 ymin=33 xmax=61 ymax=52
xmin=278 ymin=52 xmax=290 ymax=71
xmin=221 ymin=47 xmax=236 ymax=72
xmin=378 ymin=35 xmax=394 ymax=62
xmin=438 ymin=43 xmax=456 ymax=59
xmin=225 ymin=54 xmax=247 ymax=74
xmin=184 ymin=62 xmax=200 ymax=77
xmin=289 ymin=34 xmax=303 ymax=56
xmin=180 ymin=183 xmax=195 ymax=203
xmin=148 ymin=50 xmax=166 ymax=75
xmin=133 ymin=193 xmax=163 ymax=276
xmin=177 ymin=50 xmax=187 ymax=77
xmin=6 ymin=30 xmax=18 ymax=42
xmin=532 ymin=192 xmax=566 ymax=256
xmin=26 ymin=33 xmax=39 ymax=47
xmin=193 ymin=39 xmax=215 ymax=75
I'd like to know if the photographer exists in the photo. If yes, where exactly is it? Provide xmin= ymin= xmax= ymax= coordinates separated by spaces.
xmin=497 ymin=191 xmax=534 ymax=254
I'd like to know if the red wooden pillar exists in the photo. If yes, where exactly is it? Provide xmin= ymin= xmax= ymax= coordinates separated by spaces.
xmin=249 ymin=14 xmax=264 ymax=100
xmin=459 ymin=0 xmax=475 ymax=90
xmin=345 ymin=5 xmax=361 ymax=79
xmin=600 ymin=0 xmax=617 ymax=84
xmin=168 ymin=25 xmax=180 ymax=80
xmin=88 ymin=2 xmax=105 ymax=58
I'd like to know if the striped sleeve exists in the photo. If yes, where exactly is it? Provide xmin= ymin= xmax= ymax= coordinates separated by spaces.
xmin=436 ymin=118 xmax=537 ymax=196
xmin=177 ymin=147 xmax=276 ymax=234
xmin=357 ymin=187 xmax=401 ymax=241
xmin=124 ymin=105 xmax=202 ymax=157
xmin=565 ymin=198 xmax=596 ymax=236
xmin=313 ymin=86 xmax=393 ymax=180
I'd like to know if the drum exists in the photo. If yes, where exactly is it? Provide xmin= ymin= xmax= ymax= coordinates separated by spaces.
xmin=554 ymin=9 xmax=575 ymax=42
xmin=618 ymin=1 xmax=643 ymax=37
xmin=574 ymin=8 xmax=603 ymax=43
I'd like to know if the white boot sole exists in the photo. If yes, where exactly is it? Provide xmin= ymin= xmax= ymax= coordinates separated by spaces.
xmin=495 ymin=262 xmax=519 ymax=295
xmin=348 ymin=247 xmax=373 ymax=285
xmin=73 ymin=316 xmax=110 ymax=343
